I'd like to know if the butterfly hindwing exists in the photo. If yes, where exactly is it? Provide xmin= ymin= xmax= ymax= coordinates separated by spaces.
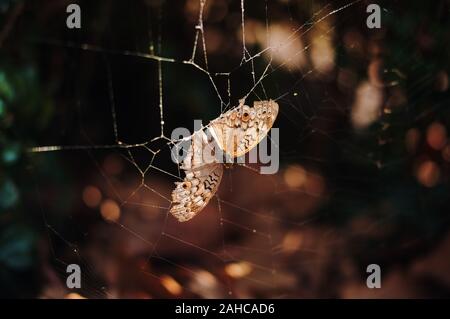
xmin=170 ymin=163 xmax=223 ymax=222
xmin=170 ymin=131 xmax=223 ymax=222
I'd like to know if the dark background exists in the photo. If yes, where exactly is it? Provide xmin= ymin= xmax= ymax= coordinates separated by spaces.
xmin=0 ymin=0 xmax=450 ymax=298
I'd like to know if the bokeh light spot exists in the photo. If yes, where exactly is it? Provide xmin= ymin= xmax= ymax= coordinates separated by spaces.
xmin=284 ymin=165 xmax=307 ymax=188
xmin=100 ymin=199 xmax=121 ymax=222
xmin=225 ymin=262 xmax=252 ymax=278
xmin=82 ymin=186 xmax=102 ymax=208
xmin=426 ymin=122 xmax=447 ymax=151
xmin=282 ymin=231 xmax=303 ymax=253
xmin=160 ymin=275 xmax=182 ymax=296
xmin=416 ymin=160 xmax=440 ymax=188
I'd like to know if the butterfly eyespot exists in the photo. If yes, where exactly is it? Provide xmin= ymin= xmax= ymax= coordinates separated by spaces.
xmin=182 ymin=181 xmax=192 ymax=189
xmin=241 ymin=111 xmax=250 ymax=122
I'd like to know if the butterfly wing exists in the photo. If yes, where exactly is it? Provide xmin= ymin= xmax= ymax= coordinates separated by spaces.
xmin=209 ymin=100 xmax=278 ymax=158
xmin=170 ymin=163 xmax=223 ymax=222
xmin=170 ymin=130 xmax=223 ymax=222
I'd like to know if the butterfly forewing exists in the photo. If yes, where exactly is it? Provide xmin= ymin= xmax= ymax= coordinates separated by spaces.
xmin=209 ymin=100 xmax=279 ymax=158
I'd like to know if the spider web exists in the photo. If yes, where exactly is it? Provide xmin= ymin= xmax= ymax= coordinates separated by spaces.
xmin=24 ymin=0 xmax=400 ymax=299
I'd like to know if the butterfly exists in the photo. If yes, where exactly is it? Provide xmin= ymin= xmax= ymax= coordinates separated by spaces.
xmin=170 ymin=100 xmax=279 ymax=222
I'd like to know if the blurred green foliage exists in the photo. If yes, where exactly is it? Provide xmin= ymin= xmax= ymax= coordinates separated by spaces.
xmin=0 ymin=0 xmax=54 ymax=297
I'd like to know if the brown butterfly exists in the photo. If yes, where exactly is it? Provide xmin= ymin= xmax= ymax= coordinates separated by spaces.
xmin=170 ymin=100 xmax=278 ymax=222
